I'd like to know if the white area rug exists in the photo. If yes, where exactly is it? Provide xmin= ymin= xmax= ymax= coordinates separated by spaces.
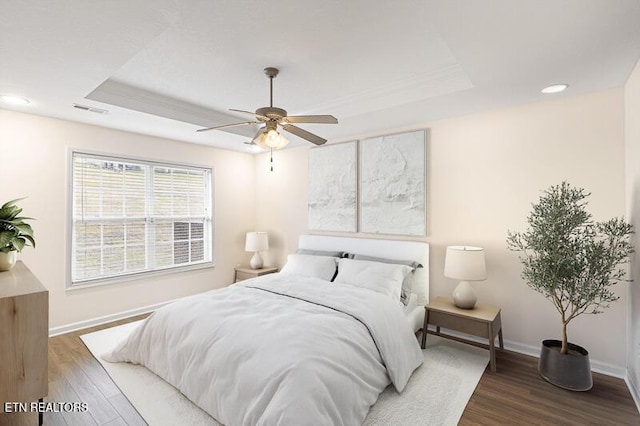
xmin=81 ymin=321 xmax=488 ymax=426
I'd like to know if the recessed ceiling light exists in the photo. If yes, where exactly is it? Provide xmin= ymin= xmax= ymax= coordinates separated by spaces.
xmin=541 ymin=84 xmax=568 ymax=94
xmin=0 ymin=94 xmax=31 ymax=106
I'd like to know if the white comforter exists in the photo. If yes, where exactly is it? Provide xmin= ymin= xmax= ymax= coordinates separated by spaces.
xmin=103 ymin=274 xmax=423 ymax=426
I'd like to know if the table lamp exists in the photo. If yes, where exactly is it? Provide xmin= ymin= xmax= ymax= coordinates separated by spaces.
xmin=245 ymin=232 xmax=269 ymax=269
xmin=444 ymin=246 xmax=486 ymax=309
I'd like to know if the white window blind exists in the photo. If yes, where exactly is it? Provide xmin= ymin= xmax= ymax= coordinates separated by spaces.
xmin=70 ymin=152 xmax=213 ymax=286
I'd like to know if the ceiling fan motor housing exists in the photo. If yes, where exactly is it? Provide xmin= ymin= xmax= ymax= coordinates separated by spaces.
xmin=256 ymin=106 xmax=287 ymax=120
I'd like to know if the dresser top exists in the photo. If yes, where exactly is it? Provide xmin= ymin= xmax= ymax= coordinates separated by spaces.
xmin=0 ymin=261 xmax=47 ymax=298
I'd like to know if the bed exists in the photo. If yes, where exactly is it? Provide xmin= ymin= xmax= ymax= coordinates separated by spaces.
xmin=104 ymin=235 xmax=429 ymax=425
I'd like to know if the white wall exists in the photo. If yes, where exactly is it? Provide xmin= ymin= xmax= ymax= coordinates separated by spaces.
xmin=255 ymin=88 xmax=628 ymax=370
xmin=0 ymin=110 xmax=256 ymax=328
xmin=254 ymin=148 xmax=310 ymax=267
xmin=625 ymin=60 xmax=640 ymax=396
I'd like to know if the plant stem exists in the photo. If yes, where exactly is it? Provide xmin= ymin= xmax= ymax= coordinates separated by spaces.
xmin=561 ymin=321 xmax=569 ymax=354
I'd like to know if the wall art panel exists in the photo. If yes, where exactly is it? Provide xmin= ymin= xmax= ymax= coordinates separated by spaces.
xmin=360 ymin=130 xmax=426 ymax=235
xmin=308 ymin=141 xmax=357 ymax=232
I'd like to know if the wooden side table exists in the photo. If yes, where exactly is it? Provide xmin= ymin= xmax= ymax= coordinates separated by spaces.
xmin=234 ymin=266 xmax=279 ymax=283
xmin=421 ymin=296 xmax=503 ymax=372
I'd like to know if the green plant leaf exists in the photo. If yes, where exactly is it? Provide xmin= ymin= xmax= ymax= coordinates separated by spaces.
xmin=23 ymin=234 xmax=35 ymax=248
xmin=0 ymin=231 xmax=14 ymax=247
xmin=14 ymin=216 xmax=35 ymax=222
xmin=15 ymin=223 xmax=34 ymax=237
xmin=0 ymin=206 xmax=17 ymax=220
xmin=13 ymin=238 xmax=25 ymax=252
xmin=1 ymin=197 xmax=26 ymax=210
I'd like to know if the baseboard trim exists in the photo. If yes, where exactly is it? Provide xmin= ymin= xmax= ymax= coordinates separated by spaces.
xmin=625 ymin=372 xmax=640 ymax=413
xmin=49 ymin=299 xmax=176 ymax=337
xmin=426 ymin=326 xmax=626 ymax=378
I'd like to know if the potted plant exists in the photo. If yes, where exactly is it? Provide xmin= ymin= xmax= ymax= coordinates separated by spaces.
xmin=507 ymin=182 xmax=633 ymax=391
xmin=0 ymin=198 xmax=36 ymax=271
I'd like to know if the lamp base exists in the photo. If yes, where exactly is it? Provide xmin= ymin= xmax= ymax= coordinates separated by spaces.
xmin=249 ymin=252 xmax=264 ymax=269
xmin=453 ymin=280 xmax=477 ymax=309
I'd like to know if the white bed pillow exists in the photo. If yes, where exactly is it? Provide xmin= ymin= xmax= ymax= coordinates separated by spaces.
xmin=279 ymin=254 xmax=337 ymax=282
xmin=349 ymin=254 xmax=421 ymax=306
xmin=334 ymin=258 xmax=412 ymax=301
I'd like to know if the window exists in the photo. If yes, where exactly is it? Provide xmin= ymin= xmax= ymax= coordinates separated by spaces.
xmin=69 ymin=152 xmax=213 ymax=286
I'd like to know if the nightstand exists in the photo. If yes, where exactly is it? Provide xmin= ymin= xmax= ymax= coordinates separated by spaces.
xmin=234 ymin=266 xmax=279 ymax=283
xmin=421 ymin=296 xmax=503 ymax=372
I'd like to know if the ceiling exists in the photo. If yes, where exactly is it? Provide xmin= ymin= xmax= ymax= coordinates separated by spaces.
xmin=2 ymin=0 xmax=639 ymax=153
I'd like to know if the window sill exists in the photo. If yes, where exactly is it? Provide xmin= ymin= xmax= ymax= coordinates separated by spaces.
xmin=66 ymin=261 xmax=215 ymax=291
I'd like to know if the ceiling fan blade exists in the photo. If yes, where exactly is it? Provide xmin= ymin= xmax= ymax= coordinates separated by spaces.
xmin=229 ymin=108 xmax=270 ymax=121
xmin=196 ymin=121 xmax=256 ymax=133
xmin=281 ymin=124 xmax=327 ymax=145
xmin=283 ymin=115 xmax=338 ymax=124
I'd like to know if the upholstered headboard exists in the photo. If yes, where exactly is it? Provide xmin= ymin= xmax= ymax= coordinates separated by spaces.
xmin=298 ymin=235 xmax=430 ymax=303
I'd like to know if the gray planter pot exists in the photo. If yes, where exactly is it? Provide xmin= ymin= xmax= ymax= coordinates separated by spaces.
xmin=538 ymin=339 xmax=592 ymax=391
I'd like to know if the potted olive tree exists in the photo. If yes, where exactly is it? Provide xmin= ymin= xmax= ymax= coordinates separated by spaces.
xmin=0 ymin=198 xmax=36 ymax=271
xmin=507 ymin=182 xmax=633 ymax=391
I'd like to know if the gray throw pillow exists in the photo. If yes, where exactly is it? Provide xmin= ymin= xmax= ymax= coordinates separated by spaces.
xmin=296 ymin=249 xmax=345 ymax=258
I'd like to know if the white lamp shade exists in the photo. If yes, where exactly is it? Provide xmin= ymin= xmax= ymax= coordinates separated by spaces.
xmin=444 ymin=246 xmax=486 ymax=281
xmin=245 ymin=232 xmax=269 ymax=252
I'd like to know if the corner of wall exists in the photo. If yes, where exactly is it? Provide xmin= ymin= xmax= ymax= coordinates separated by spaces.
xmin=626 ymin=372 xmax=640 ymax=413
xmin=624 ymin=57 xmax=640 ymax=406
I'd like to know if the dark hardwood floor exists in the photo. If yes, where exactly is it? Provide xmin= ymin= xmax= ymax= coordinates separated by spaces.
xmin=459 ymin=350 xmax=640 ymax=426
xmin=2 ymin=315 xmax=639 ymax=425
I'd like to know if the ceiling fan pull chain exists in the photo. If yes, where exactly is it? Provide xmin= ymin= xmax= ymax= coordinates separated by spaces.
xmin=270 ymin=148 xmax=274 ymax=172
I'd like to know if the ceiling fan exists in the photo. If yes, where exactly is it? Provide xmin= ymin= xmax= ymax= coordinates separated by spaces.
xmin=196 ymin=67 xmax=338 ymax=149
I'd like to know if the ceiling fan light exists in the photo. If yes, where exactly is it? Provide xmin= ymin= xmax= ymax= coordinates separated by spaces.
xmin=253 ymin=132 xmax=269 ymax=149
xmin=265 ymin=129 xmax=279 ymax=146
xmin=267 ymin=129 xmax=289 ymax=148
xmin=255 ymin=129 xmax=289 ymax=150
xmin=273 ymin=133 xmax=290 ymax=149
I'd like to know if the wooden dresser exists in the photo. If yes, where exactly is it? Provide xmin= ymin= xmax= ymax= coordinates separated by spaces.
xmin=0 ymin=261 xmax=49 ymax=424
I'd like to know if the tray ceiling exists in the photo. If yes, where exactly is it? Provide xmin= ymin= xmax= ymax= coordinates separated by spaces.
xmin=1 ymin=0 xmax=639 ymax=152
